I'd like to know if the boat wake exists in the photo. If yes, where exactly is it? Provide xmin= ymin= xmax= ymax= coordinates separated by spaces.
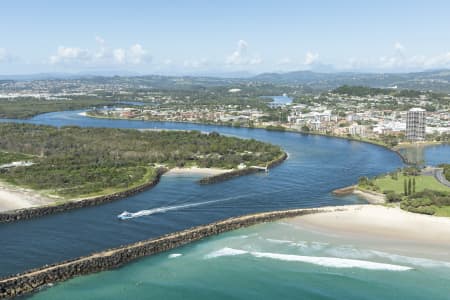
xmin=117 ymin=198 xmax=229 ymax=220
xmin=117 ymin=185 xmax=301 ymax=220
xmin=205 ymin=247 xmax=413 ymax=271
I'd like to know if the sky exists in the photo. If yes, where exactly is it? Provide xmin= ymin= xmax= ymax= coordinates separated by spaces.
xmin=1 ymin=0 xmax=450 ymax=75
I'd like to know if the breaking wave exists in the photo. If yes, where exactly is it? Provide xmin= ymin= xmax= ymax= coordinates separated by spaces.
xmin=204 ymin=247 xmax=413 ymax=271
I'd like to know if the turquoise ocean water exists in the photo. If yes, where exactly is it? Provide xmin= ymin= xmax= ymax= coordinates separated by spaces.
xmin=30 ymin=221 xmax=450 ymax=300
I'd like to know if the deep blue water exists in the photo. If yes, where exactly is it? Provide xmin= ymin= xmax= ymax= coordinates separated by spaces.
xmin=0 ymin=110 xmax=439 ymax=278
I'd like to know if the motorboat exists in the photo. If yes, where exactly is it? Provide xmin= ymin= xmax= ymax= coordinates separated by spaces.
xmin=117 ymin=211 xmax=134 ymax=220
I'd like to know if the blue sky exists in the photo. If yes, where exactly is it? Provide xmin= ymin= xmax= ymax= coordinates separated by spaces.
xmin=1 ymin=0 xmax=450 ymax=75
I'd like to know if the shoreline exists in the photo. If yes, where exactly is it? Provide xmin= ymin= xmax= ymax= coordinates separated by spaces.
xmin=0 ymin=168 xmax=168 ymax=223
xmin=287 ymin=205 xmax=450 ymax=261
xmin=199 ymin=152 xmax=288 ymax=184
xmin=166 ymin=166 xmax=233 ymax=176
xmin=2 ymin=204 xmax=450 ymax=298
xmin=83 ymin=112 xmax=413 ymax=165
xmin=332 ymin=185 xmax=386 ymax=204
xmin=0 ymin=181 xmax=55 ymax=212
xmin=0 ymin=156 xmax=287 ymax=222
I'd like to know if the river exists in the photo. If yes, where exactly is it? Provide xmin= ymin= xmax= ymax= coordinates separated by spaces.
xmin=0 ymin=110 xmax=449 ymax=299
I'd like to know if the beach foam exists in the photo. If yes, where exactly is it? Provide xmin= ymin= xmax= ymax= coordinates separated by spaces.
xmin=204 ymin=247 xmax=248 ymax=259
xmin=205 ymin=247 xmax=413 ymax=271
xmin=265 ymin=238 xmax=308 ymax=248
xmin=168 ymin=253 xmax=182 ymax=259
xmin=370 ymin=250 xmax=450 ymax=269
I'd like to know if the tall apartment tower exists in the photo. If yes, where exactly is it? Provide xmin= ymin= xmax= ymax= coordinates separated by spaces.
xmin=406 ymin=108 xmax=426 ymax=141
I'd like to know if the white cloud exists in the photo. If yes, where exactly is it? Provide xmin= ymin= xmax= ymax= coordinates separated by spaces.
xmin=49 ymin=46 xmax=91 ymax=64
xmin=0 ymin=48 xmax=14 ymax=63
xmin=127 ymin=44 xmax=149 ymax=64
xmin=226 ymin=40 xmax=262 ymax=66
xmin=343 ymin=50 xmax=450 ymax=71
xmin=113 ymin=48 xmax=126 ymax=64
xmin=394 ymin=42 xmax=405 ymax=52
xmin=304 ymin=51 xmax=319 ymax=65
xmin=49 ymin=38 xmax=151 ymax=65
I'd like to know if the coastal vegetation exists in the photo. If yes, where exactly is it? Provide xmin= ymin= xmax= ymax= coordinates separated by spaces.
xmin=442 ymin=164 xmax=450 ymax=181
xmin=332 ymin=85 xmax=448 ymax=102
xmin=0 ymin=97 xmax=115 ymax=119
xmin=0 ymin=123 xmax=283 ymax=199
xmin=358 ymin=169 xmax=450 ymax=217
xmin=0 ymin=151 xmax=34 ymax=165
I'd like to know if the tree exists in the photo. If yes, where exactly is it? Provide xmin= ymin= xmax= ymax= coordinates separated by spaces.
xmin=408 ymin=178 xmax=412 ymax=196
xmin=301 ymin=125 xmax=310 ymax=132
xmin=386 ymin=191 xmax=402 ymax=203
xmin=404 ymin=179 xmax=408 ymax=196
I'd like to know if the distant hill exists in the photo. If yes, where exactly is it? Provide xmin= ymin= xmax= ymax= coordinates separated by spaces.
xmin=251 ymin=69 xmax=450 ymax=92
xmin=1 ymin=69 xmax=450 ymax=93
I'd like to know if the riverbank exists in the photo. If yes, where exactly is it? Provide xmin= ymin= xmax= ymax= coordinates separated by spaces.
xmin=199 ymin=152 xmax=288 ymax=184
xmin=0 ymin=181 xmax=54 ymax=212
xmin=0 ymin=156 xmax=289 ymax=222
xmin=84 ymin=112 xmax=411 ymax=165
xmin=394 ymin=141 xmax=446 ymax=150
xmin=0 ymin=168 xmax=167 ymax=223
xmin=0 ymin=167 xmax=228 ymax=213
xmin=166 ymin=166 xmax=233 ymax=176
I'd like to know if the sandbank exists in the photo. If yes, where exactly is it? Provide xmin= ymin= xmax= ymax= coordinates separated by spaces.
xmin=287 ymin=204 xmax=450 ymax=261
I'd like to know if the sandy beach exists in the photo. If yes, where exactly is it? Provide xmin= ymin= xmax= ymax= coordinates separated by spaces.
xmin=0 ymin=182 xmax=53 ymax=212
xmin=166 ymin=166 xmax=233 ymax=176
xmin=287 ymin=205 xmax=450 ymax=261
xmin=0 ymin=166 xmax=233 ymax=212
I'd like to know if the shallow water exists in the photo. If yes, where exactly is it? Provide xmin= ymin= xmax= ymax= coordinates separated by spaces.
xmin=29 ymin=222 xmax=450 ymax=300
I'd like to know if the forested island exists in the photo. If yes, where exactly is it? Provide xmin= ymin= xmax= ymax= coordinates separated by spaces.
xmin=0 ymin=123 xmax=284 ymax=200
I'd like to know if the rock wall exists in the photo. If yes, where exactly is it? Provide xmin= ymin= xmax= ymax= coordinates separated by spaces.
xmin=199 ymin=152 xmax=288 ymax=184
xmin=0 ymin=207 xmax=323 ymax=299
xmin=0 ymin=168 xmax=167 ymax=224
xmin=332 ymin=185 xmax=356 ymax=196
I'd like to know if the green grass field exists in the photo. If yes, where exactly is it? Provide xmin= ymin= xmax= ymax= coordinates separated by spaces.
xmin=373 ymin=174 xmax=450 ymax=194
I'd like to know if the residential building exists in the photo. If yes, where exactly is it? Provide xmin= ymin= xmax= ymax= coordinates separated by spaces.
xmin=406 ymin=108 xmax=426 ymax=141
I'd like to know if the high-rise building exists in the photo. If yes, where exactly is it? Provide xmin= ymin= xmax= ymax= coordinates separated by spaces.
xmin=406 ymin=108 xmax=426 ymax=141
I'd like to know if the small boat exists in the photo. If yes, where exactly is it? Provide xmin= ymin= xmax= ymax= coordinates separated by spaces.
xmin=117 ymin=211 xmax=134 ymax=220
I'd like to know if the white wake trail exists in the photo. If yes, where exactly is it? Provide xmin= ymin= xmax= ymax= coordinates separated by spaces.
xmin=118 ymin=185 xmax=301 ymax=220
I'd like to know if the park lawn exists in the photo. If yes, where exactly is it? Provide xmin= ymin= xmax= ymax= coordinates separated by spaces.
xmin=373 ymin=174 xmax=450 ymax=194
